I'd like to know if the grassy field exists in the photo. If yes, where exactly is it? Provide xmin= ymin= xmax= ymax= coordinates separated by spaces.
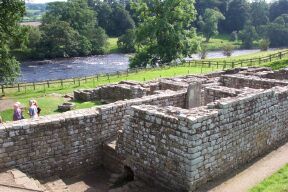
xmin=107 ymin=38 xmax=119 ymax=53
xmin=201 ymin=34 xmax=242 ymax=51
xmin=250 ymin=164 xmax=288 ymax=192
xmin=208 ymin=49 xmax=285 ymax=62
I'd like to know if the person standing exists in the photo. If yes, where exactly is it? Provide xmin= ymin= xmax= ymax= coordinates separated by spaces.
xmin=13 ymin=102 xmax=23 ymax=121
xmin=28 ymin=100 xmax=38 ymax=119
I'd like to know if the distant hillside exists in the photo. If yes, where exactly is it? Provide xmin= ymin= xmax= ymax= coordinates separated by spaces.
xmin=23 ymin=3 xmax=46 ymax=22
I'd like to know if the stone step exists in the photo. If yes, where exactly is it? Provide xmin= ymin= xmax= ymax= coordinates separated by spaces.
xmin=43 ymin=176 xmax=70 ymax=192
xmin=0 ymin=169 xmax=46 ymax=192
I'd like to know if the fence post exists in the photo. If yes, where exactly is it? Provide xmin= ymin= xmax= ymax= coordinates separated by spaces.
xmin=216 ymin=61 xmax=219 ymax=69
xmin=18 ymin=84 xmax=20 ymax=92
xmin=33 ymin=82 xmax=36 ymax=90
xmin=47 ymin=80 xmax=50 ymax=88
xmin=85 ymin=76 xmax=87 ymax=83
xmin=232 ymin=62 xmax=235 ymax=68
xmin=78 ymin=78 xmax=80 ymax=86
xmin=258 ymin=58 xmax=261 ymax=65
xmin=97 ymin=75 xmax=99 ymax=81
xmin=280 ymin=52 xmax=282 ymax=59
xmin=117 ymin=71 xmax=120 ymax=78
xmin=269 ymin=55 xmax=272 ymax=62
xmin=61 ymin=80 xmax=63 ymax=89
xmin=1 ymin=85 xmax=4 ymax=95
xmin=73 ymin=78 xmax=76 ymax=85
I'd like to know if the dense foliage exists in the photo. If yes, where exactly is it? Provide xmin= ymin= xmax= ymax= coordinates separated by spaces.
xmin=129 ymin=0 xmax=199 ymax=68
xmin=198 ymin=8 xmax=225 ymax=42
xmin=0 ymin=0 xmax=25 ymax=83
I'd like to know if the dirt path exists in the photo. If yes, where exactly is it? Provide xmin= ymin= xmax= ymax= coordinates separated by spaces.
xmin=205 ymin=143 xmax=288 ymax=192
xmin=0 ymin=98 xmax=15 ymax=112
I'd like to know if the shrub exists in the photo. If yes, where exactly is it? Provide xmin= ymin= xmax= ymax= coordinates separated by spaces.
xmin=223 ymin=44 xmax=234 ymax=57
xmin=259 ymin=39 xmax=270 ymax=51
xmin=199 ymin=44 xmax=208 ymax=59
xmin=230 ymin=31 xmax=238 ymax=41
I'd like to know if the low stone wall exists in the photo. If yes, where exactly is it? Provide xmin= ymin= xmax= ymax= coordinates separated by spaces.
xmin=74 ymin=83 xmax=148 ymax=102
xmin=0 ymin=90 xmax=186 ymax=178
xmin=220 ymin=74 xmax=288 ymax=89
xmin=120 ymin=86 xmax=288 ymax=191
xmin=203 ymin=86 xmax=240 ymax=104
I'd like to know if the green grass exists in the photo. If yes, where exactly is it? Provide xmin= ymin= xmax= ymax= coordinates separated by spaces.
xmin=107 ymin=38 xmax=119 ymax=53
xmin=0 ymin=96 xmax=101 ymax=122
xmin=264 ymin=58 xmax=288 ymax=70
xmin=208 ymin=49 xmax=284 ymax=62
xmin=250 ymin=164 xmax=288 ymax=192
xmin=201 ymin=34 xmax=242 ymax=51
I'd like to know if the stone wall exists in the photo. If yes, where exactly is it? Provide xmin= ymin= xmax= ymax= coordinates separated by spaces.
xmin=120 ymin=86 xmax=288 ymax=191
xmin=220 ymin=74 xmax=288 ymax=89
xmin=0 ymin=90 xmax=186 ymax=178
xmin=74 ymin=82 xmax=148 ymax=102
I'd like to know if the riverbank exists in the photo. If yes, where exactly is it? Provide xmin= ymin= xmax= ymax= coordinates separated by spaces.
xmin=19 ymin=49 xmax=283 ymax=83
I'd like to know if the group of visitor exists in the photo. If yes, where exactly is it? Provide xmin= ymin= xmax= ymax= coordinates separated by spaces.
xmin=13 ymin=100 xmax=41 ymax=121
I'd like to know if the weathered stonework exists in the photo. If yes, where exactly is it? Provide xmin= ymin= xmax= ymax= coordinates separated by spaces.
xmin=1 ymin=67 xmax=288 ymax=192
xmin=120 ymin=86 xmax=288 ymax=191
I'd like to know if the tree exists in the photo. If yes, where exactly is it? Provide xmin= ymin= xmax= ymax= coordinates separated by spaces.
xmin=109 ymin=4 xmax=135 ymax=37
xmin=130 ymin=0 xmax=199 ymax=68
xmin=42 ymin=0 xmax=107 ymax=54
xmin=39 ymin=21 xmax=92 ymax=58
xmin=117 ymin=29 xmax=136 ymax=53
xmin=239 ymin=22 xmax=258 ymax=48
xmin=250 ymin=0 xmax=269 ymax=27
xmin=0 ymin=0 xmax=25 ymax=83
xmin=269 ymin=0 xmax=288 ymax=21
xmin=89 ymin=1 xmax=135 ymax=37
xmin=198 ymin=8 xmax=225 ymax=42
xmin=224 ymin=0 xmax=250 ymax=33
xmin=263 ymin=14 xmax=288 ymax=47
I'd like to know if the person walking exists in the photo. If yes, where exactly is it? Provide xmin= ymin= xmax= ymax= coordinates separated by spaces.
xmin=28 ymin=100 xmax=38 ymax=119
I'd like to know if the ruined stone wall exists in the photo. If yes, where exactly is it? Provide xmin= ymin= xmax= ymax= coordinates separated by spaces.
xmin=121 ymin=87 xmax=288 ymax=191
xmin=203 ymin=86 xmax=239 ymax=104
xmin=220 ymin=74 xmax=288 ymax=89
xmin=0 ymin=90 xmax=186 ymax=178
xmin=74 ymin=83 xmax=148 ymax=102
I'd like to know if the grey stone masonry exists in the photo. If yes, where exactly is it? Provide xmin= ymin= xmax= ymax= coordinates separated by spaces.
xmin=0 ymin=90 xmax=186 ymax=178
xmin=120 ymin=85 xmax=288 ymax=191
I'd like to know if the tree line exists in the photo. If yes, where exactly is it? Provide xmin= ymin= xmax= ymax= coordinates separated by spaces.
xmin=1 ymin=0 xmax=288 ymax=83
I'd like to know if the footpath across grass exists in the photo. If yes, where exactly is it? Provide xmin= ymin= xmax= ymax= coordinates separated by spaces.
xmin=250 ymin=164 xmax=288 ymax=192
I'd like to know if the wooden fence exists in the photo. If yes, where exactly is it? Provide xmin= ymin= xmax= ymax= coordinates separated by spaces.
xmin=1 ymin=49 xmax=288 ymax=95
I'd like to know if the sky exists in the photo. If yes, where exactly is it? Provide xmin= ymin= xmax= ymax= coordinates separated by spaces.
xmin=25 ymin=0 xmax=66 ymax=3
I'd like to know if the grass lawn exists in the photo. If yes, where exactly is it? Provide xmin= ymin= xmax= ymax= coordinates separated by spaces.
xmin=250 ymin=164 xmax=288 ymax=192
xmin=208 ymin=49 xmax=285 ymax=62
xmin=201 ymin=34 xmax=242 ymax=51
xmin=107 ymin=37 xmax=119 ymax=53
xmin=0 ymin=95 xmax=101 ymax=122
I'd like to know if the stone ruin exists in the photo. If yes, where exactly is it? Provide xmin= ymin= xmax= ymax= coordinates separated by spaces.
xmin=1 ymin=67 xmax=288 ymax=191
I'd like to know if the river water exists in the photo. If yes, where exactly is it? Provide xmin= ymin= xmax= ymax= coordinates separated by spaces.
xmin=18 ymin=49 xmax=271 ymax=82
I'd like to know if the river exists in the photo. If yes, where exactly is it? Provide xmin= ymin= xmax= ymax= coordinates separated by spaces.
xmin=18 ymin=49 xmax=273 ymax=83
